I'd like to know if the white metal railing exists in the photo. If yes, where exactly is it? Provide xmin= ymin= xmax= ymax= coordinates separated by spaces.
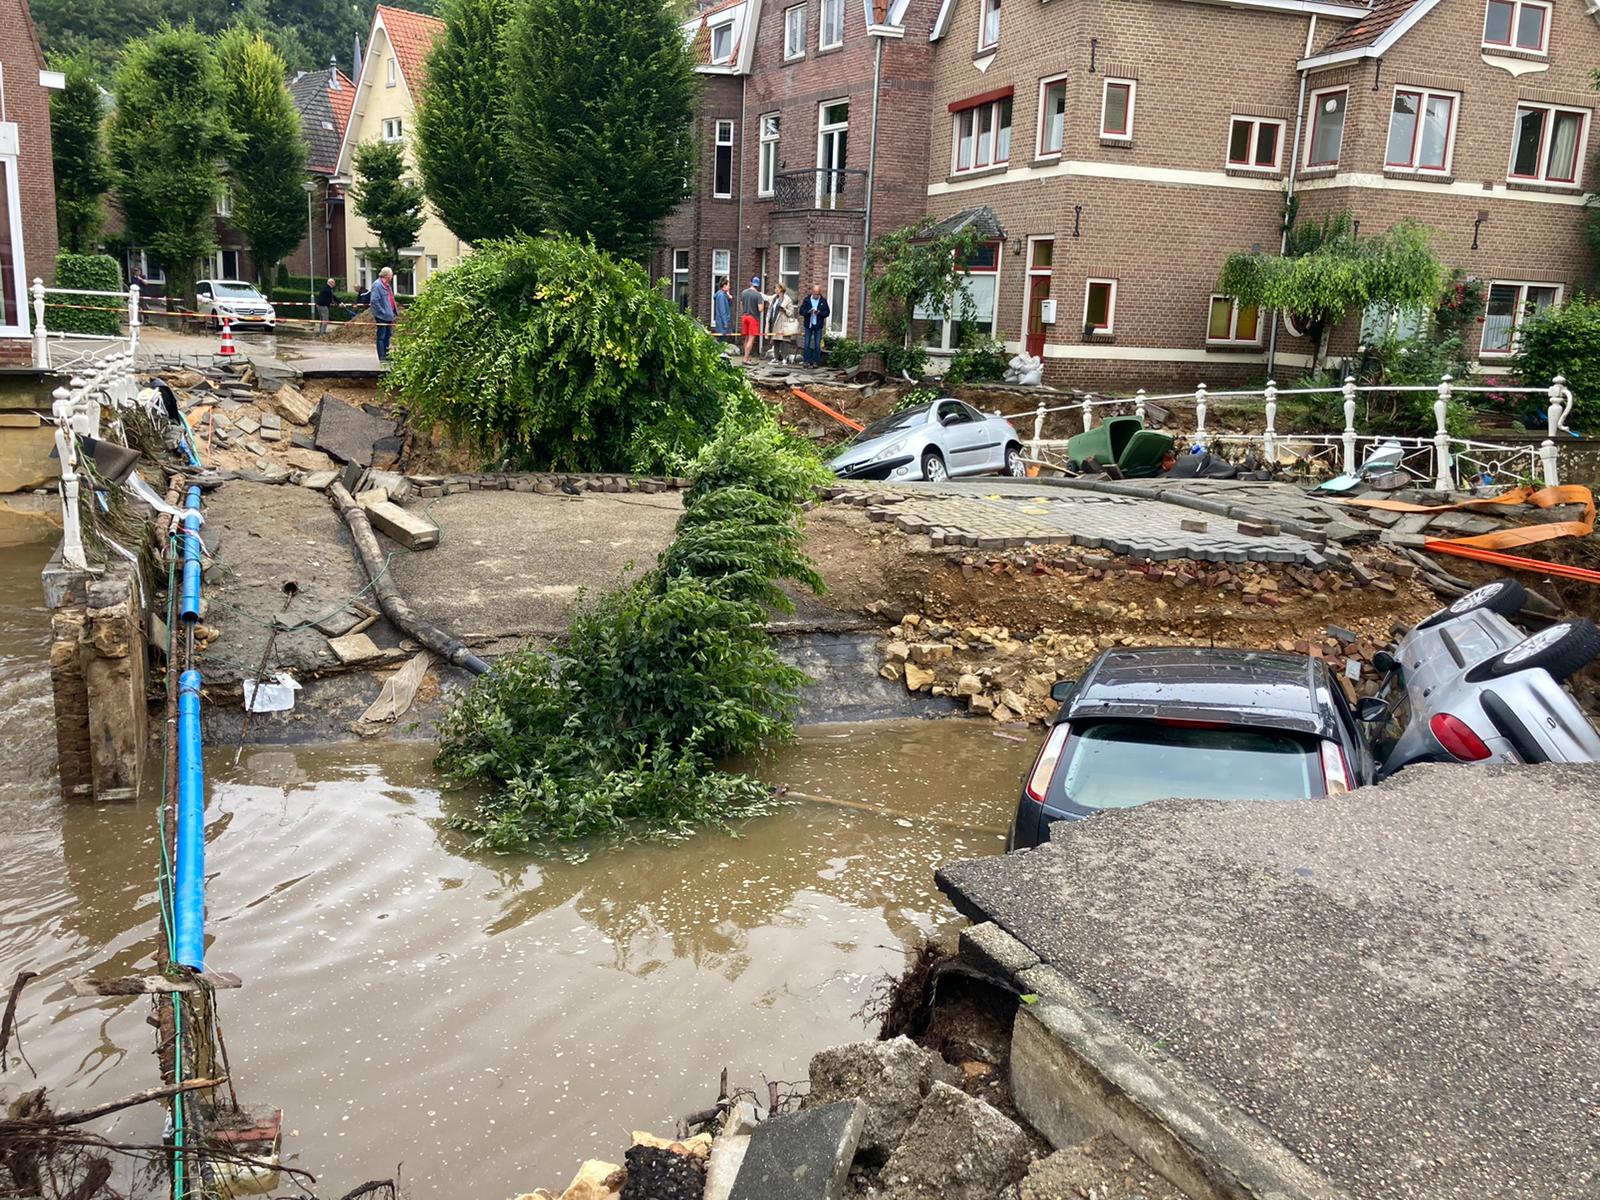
xmin=51 ymin=346 xmax=146 ymax=570
xmin=1010 ymin=374 xmax=1576 ymax=489
xmin=31 ymin=277 xmax=142 ymax=372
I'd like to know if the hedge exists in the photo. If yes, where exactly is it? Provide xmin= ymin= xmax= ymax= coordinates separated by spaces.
xmin=48 ymin=253 xmax=124 ymax=335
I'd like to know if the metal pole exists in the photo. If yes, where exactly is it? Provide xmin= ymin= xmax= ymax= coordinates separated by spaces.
xmin=860 ymin=35 xmax=884 ymax=342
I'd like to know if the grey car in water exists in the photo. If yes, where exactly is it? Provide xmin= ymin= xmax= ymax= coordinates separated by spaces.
xmin=827 ymin=399 xmax=1027 ymax=483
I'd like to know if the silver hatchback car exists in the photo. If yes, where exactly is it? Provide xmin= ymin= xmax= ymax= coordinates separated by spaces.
xmin=827 ymin=399 xmax=1026 ymax=484
xmin=1373 ymin=579 xmax=1600 ymax=770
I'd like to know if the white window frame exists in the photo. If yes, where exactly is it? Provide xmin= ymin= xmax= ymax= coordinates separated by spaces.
xmin=1480 ymin=280 xmax=1562 ymax=356
xmin=1036 ymin=74 xmax=1067 ymax=159
xmin=1206 ymin=295 xmax=1262 ymax=346
xmin=819 ymin=0 xmax=844 ymax=49
xmin=671 ymin=248 xmax=690 ymax=307
xmin=710 ymin=21 xmax=734 ymax=63
xmin=1384 ymin=86 xmax=1458 ymax=175
xmin=711 ymin=248 xmax=732 ymax=322
xmin=758 ymin=113 xmax=780 ymax=197
xmin=713 ymin=119 xmax=735 ymax=199
xmin=0 ymin=158 xmax=26 ymax=335
xmin=779 ymin=244 xmax=801 ymax=297
xmin=1083 ymin=277 xmax=1117 ymax=336
xmin=827 ymin=244 xmax=851 ymax=334
xmin=1226 ymin=115 xmax=1285 ymax=172
xmin=136 ymin=250 xmax=165 ymax=285
xmin=1507 ymin=102 xmax=1588 ymax=187
xmin=381 ymin=116 xmax=403 ymax=143
xmin=817 ymin=99 xmax=849 ymax=207
xmin=215 ymin=187 xmax=234 ymax=217
xmin=978 ymin=0 xmax=1000 ymax=49
xmin=355 ymin=253 xmax=374 ymax=291
xmin=951 ymin=96 xmax=1012 ymax=174
xmin=386 ymin=56 xmax=397 ymax=88
xmin=1482 ymin=0 xmax=1550 ymax=53
xmin=1099 ymin=78 xmax=1135 ymax=142
xmin=1306 ymin=86 xmax=1348 ymax=168
xmin=784 ymin=4 xmax=807 ymax=59
xmin=214 ymin=248 xmax=241 ymax=280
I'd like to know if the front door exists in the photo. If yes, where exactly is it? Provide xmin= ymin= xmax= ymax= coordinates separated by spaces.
xmin=1025 ymin=238 xmax=1053 ymax=358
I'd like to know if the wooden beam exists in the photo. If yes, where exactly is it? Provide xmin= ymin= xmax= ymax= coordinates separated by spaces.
xmin=67 ymin=971 xmax=242 ymax=998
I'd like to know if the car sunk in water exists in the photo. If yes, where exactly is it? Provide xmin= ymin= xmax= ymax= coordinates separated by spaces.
xmin=828 ymin=399 xmax=1026 ymax=483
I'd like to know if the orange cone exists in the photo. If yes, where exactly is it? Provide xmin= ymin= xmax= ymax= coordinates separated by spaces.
xmin=218 ymin=316 xmax=237 ymax=357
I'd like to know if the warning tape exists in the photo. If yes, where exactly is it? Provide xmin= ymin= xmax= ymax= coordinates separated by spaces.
xmin=40 ymin=299 xmax=379 ymax=330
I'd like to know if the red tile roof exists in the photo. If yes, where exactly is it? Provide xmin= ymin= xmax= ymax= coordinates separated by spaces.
xmin=1318 ymin=0 xmax=1424 ymax=54
xmin=327 ymin=70 xmax=355 ymax=144
xmin=376 ymin=5 xmax=446 ymax=95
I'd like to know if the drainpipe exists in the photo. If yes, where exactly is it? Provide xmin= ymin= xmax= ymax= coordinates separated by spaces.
xmin=860 ymin=34 xmax=885 ymax=341
xmin=1269 ymin=37 xmax=1313 ymax=379
xmin=736 ymin=75 xmax=747 ymax=289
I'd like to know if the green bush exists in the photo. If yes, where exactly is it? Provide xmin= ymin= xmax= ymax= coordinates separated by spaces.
xmin=1513 ymin=296 xmax=1600 ymax=432
xmin=824 ymin=335 xmax=863 ymax=369
xmin=49 ymin=253 xmax=124 ymax=335
xmin=822 ymin=336 xmax=927 ymax=378
xmin=386 ymin=234 xmax=760 ymax=472
xmin=944 ymin=335 xmax=1009 ymax=386
xmin=438 ymin=418 xmax=831 ymax=850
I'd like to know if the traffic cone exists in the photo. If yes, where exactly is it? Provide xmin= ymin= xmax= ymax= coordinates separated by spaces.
xmin=218 ymin=316 xmax=237 ymax=357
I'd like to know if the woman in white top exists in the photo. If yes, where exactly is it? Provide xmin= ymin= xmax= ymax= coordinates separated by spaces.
xmin=767 ymin=281 xmax=800 ymax=360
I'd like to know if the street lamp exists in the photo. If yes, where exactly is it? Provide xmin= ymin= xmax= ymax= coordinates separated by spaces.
xmin=302 ymin=179 xmax=318 ymax=321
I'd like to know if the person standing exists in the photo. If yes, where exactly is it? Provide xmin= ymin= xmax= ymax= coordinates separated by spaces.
xmin=370 ymin=266 xmax=398 ymax=362
xmin=797 ymin=284 xmax=830 ymax=366
xmin=739 ymin=276 xmax=767 ymax=365
xmin=712 ymin=277 xmax=734 ymax=341
xmin=768 ymin=280 xmax=799 ymax=360
xmin=316 ymin=277 xmax=337 ymax=335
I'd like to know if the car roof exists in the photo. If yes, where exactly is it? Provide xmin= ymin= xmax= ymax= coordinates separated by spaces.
xmin=1065 ymin=646 xmax=1338 ymax=739
xmin=200 ymin=279 xmax=261 ymax=287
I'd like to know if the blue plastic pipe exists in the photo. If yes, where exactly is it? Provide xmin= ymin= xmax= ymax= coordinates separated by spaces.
xmin=179 ymin=486 xmax=202 ymax=623
xmin=174 ymin=668 xmax=206 ymax=969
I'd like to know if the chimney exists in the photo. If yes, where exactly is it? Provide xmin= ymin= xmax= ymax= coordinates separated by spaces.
xmin=329 ymin=54 xmax=341 ymax=89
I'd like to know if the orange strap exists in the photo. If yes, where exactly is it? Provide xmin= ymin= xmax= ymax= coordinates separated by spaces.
xmin=791 ymin=387 xmax=864 ymax=432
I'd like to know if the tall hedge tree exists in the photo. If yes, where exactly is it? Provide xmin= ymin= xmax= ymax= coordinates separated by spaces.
xmin=215 ymin=28 xmax=308 ymax=286
xmin=415 ymin=0 xmax=529 ymax=244
xmin=505 ymin=0 xmax=696 ymax=259
xmin=352 ymin=139 xmax=426 ymax=267
xmin=108 ymin=26 xmax=235 ymax=314
xmin=50 ymin=56 xmax=112 ymax=253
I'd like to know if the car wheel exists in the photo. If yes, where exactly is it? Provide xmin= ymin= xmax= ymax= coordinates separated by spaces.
xmin=1464 ymin=617 xmax=1600 ymax=684
xmin=1416 ymin=578 xmax=1526 ymax=629
xmin=921 ymin=450 xmax=948 ymax=483
xmin=1004 ymin=444 xmax=1027 ymax=477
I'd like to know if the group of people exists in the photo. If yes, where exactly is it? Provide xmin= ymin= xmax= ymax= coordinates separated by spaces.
xmin=711 ymin=275 xmax=831 ymax=366
xmin=313 ymin=267 xmax=399 ymax=361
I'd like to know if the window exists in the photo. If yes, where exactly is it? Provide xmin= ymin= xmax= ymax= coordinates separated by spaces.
xmin=710 ymin=21 xmax=734 ymax=63
xmin=381 ymin=116 xmax=403 ymax=143
xmin=779 ymin=244 xmax=801 ymax=297
xmin=1359 ymin=303 xmax=1425 ymax=343
xmin=758 ymin=113 xmax=780 ymax=197
xmin=953 ymin=96 xmax=1012 ymax=173
xmin=215 ymin=249 xmax=241 ymax=280
xmin=785 ymin=4 xmax=806 ymax=58
xmin=818 ymin=100 xmax=849 ymax=208
xmin=1481 ymin=281 xmax=1560 ymax=354
xmin=394 ymin=259 xmax=416 ymax=296
xmin=672 ymin=248 xmax=690 ymax=308
xmin=215 ymin=188 xmax=234 ymax=217
xmin=1483 ymin=0 xmax=1549 ymax=52
xmin=1386 ymin=88 xmax=1456 ymax=173
xmin=713 ymin=119 xmax=735 ymax=198
xmin=1100 ymin=79 xmax=1135 ymax=141
xmin=1306 ymin=87 xmax=1347 ymax=167
xmin=386 ymin=56 xmax=397 ymax=87
xmin=1038 ymin=76 xmax=1067 ymax=158
xmin=1207 ymin=295 xmax=1261 ymax=345
xmin=711 ymin=248 xmax=731 ymax=321
xmin=1227 ymin=116 xmax=1284 ymax=171
xmin=426 ymin=254 xmax=439 ymax=279
xmin=918 ymin=241 xmax=999 ymax=351
xmin=136 ymin=250 xmax=165 ymax=284
xmin=1509 ymin=103 xmax=1586 ymax=185
xmin=356 ymin=253 xmax=373 ymax=291
xmin=978 ymin=0 xmax=1000 ymax=48
xmin=827 ymin=244 xmax=851 ymax=334
xmin=1084 ymin=278 xmax=1116 ymax=335
xmin=820 ymin=0 xmax=843 ymax=48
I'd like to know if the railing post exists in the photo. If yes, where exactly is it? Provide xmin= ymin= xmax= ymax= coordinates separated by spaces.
xmin=1080 ymin=394 xmax=1094 ymax=433
xmin=1193 ymin=382 xmax=1207 ymax=450
xmin=127 ymin=284 xmax=141 ymax=360
xmin=31 ymin=277 xmax=47 ymax=369
xmin=1263 ymin=379 xmax=1278 ymax=467
xmin=1540 ymin=374 xmax=1569 ymax=487
xmin=1134 ymin=388 xmax=1147 ymax=425
xmin=1341 ymin=375 xmax=1358 ymax=474
xmin=53 ymin=385 xmax=86 ymax=570
xmin=1434 ymin=374 xmax=1454 ymax=492
xmin=1031 ymin=400 xmax=1046 ymax=459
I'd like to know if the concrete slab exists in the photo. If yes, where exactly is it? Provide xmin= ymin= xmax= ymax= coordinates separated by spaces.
xmin=936 ymin=764 xmax=1600 ymax=1200
xmin=729 ymin=1100 xmax=865 ymax=1200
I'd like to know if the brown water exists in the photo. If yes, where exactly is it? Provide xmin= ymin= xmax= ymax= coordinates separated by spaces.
xmin=0 ymin=543 xmax=1032 ymax=1197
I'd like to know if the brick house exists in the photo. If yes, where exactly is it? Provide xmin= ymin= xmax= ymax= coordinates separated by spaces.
xmin=0 ymin=0 xmax=61 ymax=355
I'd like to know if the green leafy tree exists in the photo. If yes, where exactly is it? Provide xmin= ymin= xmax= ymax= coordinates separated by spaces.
xmin=215 ymin=28 xmax=308 ymax=286
xmin=1218 ymin=212 xmax=1445 ymax=370
xmin=504 ymin=0 xmax=696 ymax=259
xmin=351 ymin=139 xmax=426 ymax=266
xmin=49 ymin=56 xmax=112 ymax=253
xmin=865 ymin=220 xmax=985 ymax=350
xmin=415 ymin=0 xmax=529 ymax=244
xmin=1513 ymin=295 xmax=1600 ymax=431
xmin=107 ymin=26 xmax=236 ymax=316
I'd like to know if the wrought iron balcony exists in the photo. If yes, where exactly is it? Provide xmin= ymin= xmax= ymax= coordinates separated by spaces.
xmin=771 ymin=168 xmax=868 ymax=214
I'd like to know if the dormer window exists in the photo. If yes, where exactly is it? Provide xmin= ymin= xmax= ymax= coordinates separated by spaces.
xmin=1483 ymin=0 xmax=1550 ymax=53
xmin=710 ymin=21 xmax=734 ymax=63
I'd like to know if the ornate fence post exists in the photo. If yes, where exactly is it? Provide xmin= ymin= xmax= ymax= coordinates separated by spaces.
xmin=31 ymin=278 xmax=47 ymax=369
xmin=1134 ymin=388 xmax=1147 ymax=425
xmin=1193 ymin=383 xmax=1208 ymax=450
xmin=1539 ymin=374 xmax=1570 ymax=487
xmin=1434 ymin=374 xmax=1455 ymax=491
xmin=127 ymin=284 xmax=141 ymax=360
xmin=1341 ymin=376 xmax=1358 ymax=474
xmin=1080 ymin=394 xmax=1095 ymax=433
xmin=1031 ymin=400 xmax=1046 ymax=459
xmin=53 ymin=385 xmax=86 ymax=570
xmin=1263 ymin=379 xmax=1278 ymax=466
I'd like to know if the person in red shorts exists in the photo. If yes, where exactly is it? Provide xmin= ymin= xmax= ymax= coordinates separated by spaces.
xmin=739 ymin=276 xmax=767 ymax=365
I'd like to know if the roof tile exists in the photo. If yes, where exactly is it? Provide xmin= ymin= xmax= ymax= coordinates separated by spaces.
xmin=1318 ymin=0 xmax=1422 ymax=54
xmin=376 ymin=4 xmax=446 ymax=95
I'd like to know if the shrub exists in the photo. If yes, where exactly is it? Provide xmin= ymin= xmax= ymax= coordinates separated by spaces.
xmin=1513 ymin=296 xmax=1600 ymax=432
xmin=386 ymin=234 xmax=762 ymax=471
xmin=944 ymin=335 xmax=1008 ymax=386
xmin=49 ymin=253 xmax=124 ymax=335
xmin=824 ymin=336 xmax=863 ymax=369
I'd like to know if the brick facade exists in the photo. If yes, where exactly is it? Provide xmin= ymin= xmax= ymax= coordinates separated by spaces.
xmin=2 ymin=0 xmax=59 ymax=343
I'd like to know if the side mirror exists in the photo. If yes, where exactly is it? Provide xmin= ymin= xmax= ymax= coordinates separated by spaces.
xmin=1049 ymin=679 xmax=1076 ymax=702
xmin=1372 ymin=650 xmax=1398 ymax=674
xmin=940 ymin=412 xmax=959 ymax=426
xmin=1355 ymin=696 xmax=1390 ymax=723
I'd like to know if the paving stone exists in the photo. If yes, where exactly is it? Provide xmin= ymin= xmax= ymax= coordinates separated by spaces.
xmin=314 ymin=395 xmax=395 ymax=466
xmin=729 ymin=1100 xmax=864 ymax=1200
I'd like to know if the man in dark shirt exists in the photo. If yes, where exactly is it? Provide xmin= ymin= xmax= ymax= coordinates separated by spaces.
xmin=797 ymin=285 xmax=830 ymax=366
xmin=316 ymin=278 xmax=337 ymax=334
xmin=739 ymin=276 xmax=767 ymax=365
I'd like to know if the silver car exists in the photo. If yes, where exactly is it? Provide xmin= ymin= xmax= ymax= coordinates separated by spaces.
xmin=828 ymin=399 xmax=1026 ymax=483
xmin=195 ymin=279 xmax=278 ymax=332
xmin=1372 ymin=578 xmax=1600 ymax=771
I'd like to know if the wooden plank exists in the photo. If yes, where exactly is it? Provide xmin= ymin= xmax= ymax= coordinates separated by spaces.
xmin=67 ymin=970 xmax=242 ymax=997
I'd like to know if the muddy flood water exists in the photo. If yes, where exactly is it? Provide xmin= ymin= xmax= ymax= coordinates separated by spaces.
xmin=0 ymin=543 xmax=1033 ymax=1197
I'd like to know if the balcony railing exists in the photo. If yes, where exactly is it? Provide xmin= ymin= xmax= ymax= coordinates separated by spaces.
xmin=772 ymin=168 xmax=868 ymax=214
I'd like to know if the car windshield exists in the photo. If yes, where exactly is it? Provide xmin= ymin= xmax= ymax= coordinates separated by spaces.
xmin=1056 ymin=720 xmax=1320 ymax=809
xmin=852 ymin=405 xmax=930 ymax=445
xmin=213 ymin=283 xmax=262 ymax=299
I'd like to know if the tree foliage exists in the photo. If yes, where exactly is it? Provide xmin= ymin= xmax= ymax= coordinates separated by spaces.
xmin=386 ymin=234 xmax=763 ymax=471
xmin=415 ymin=0 xmax=530 ymax=244
xmin=107 ymin=26 xmax=235 ymax=312
xmin=504 ymin=0 xmax=696 ymax=259
xmin=215 ymin=28 xmax=308 ymax=285
xmin=49 ymin=56 xmax=112 ymax=253
xmin=351 ymin=139 xmax=426 ymax=266
xmin=1513 ymin=295 xmax=1600 ymax=431
xmin=865 ymin=220 xmax=986 ymax=350
xmin=1218 ymin=212 xmax=1446 ymax=368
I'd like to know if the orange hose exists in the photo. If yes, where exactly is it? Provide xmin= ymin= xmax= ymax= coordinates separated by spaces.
xmin=1424 ymin=541 xmax=1600 ymax=586
xmin=791 ymin=387 xmax=864 ymax=432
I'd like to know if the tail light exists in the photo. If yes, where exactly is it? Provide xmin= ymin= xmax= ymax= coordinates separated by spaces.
xmin=1025 ymin=724 xmax=1070 ymax=803
xmin=1429 ymin=713 xmax=1492 ymax=761
xmin=1318 ymin=740 xmax=1351 ymax=795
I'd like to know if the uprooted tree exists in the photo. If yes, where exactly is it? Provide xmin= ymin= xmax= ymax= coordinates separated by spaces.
xmin=865 ymin=220 xmax=986 ymax=352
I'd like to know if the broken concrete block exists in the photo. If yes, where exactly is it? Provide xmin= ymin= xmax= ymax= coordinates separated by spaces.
xmin=327 ymin=631 xmax=381 ymax=665
xmin=806 ymin=1037 xmax=961 ymax=1159
xmin=556 ymin=1159 xmax=623 ymax=1200
xmin=298 ymin=470 xmax=338 ymax=491
xmin=286 ymin=447 xmax=336 ymax=473
xmin=1180 ymin=518 xmax=1209 ymax=533
xmin=356 ymin=487 xmax=390 ymax=507
xmin=704 ymin=1102 xmax=759 ymax=1200
xmin=729 ymin=1100 xmax=865 ymax=1200
xmin=903 ymin=661 xmax=936 ymax=692
xmin=880 ymin=1082 xmax=1031 ymax=1200
xmin=365 ymin=469 xmax=417 ymax=504
xmin=909 ymin=642 xmax=953 ymax=665
xmin=314 ymin=395 xmax=395 ymax=466
xmin=272 ymin=385 xmax=317 ymax=425
xmin=1237 ymin=520 xmax=1281 ymax=537
xmin=364 ymin=500 xmax=440 ymax=550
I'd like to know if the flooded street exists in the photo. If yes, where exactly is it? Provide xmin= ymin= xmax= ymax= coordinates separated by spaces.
xmin=0 ymin=544 xmax=1031 ymax=1197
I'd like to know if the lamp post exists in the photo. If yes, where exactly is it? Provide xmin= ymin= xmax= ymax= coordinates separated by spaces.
xmin=302 ymin=179 xmax=318 ymax=319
